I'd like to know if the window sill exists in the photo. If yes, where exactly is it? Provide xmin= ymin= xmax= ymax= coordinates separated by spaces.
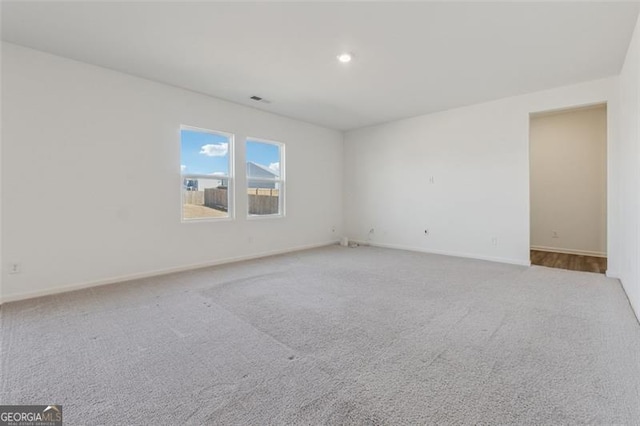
xmin=181 ymin=216 xmax=234 ymax=224
xmin=246 ymin=214 xmax=285 ymax=221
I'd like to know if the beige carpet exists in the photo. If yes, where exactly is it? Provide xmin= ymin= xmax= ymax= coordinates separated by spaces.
xmin=1 ymin=245 xmax=639 ymax=425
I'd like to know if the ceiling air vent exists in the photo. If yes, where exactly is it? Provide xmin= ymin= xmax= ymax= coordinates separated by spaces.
xmin=250 ymin=95 xmax=271 ymax=104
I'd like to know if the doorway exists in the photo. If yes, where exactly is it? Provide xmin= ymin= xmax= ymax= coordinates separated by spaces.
xmin=529 ymin=104 xmax=607 ymax=273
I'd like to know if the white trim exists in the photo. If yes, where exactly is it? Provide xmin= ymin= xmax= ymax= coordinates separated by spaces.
xmin=530 ymin=245 xmax=607 ymax=258
xmin=180 ymin=124 xmax=235 ymax=139
xmin=180 ymin=125 xmax=235 ymax=222
xmin=246 ymin=138 xmax=285 ymax=218
xmin=182 ymin=173 xmax=230 ymax=179
xmin=606 ymin=270 xmax=619 ymax=279
xmin=247 ymin=177 xmax=283 ymax=183
xmin=351 ymin=240 xmax=531 ymax=266
xmin=246 ymin=136 xmax=285 ymax=151
xmin=0 ymin=241 xmax=339 ymax=305
xmin=530 ymin=101 xmax=607 ymax=118
xmin=246 ymin=214 xmax=284 ymax=220
xmin=180 ymin=216 xmax=233 ymax=224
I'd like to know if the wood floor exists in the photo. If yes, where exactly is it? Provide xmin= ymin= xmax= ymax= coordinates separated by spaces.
xmin=530 ymin=250 xmax=607 ymax=274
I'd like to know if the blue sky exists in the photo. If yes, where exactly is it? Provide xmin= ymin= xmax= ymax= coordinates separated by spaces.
xmin=181 ymin=129 xmax=280 ymax=176
xmin=181 ymin=129 xmax=229 ymax=175
xmin=246 ymin=140 xmax=280 ymax=175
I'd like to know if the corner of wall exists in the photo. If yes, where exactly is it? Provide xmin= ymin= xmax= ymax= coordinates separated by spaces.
xmin=613 ymin=12 xmax=640 ymax=322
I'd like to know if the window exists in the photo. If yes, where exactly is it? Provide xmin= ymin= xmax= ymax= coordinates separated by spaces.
xmin=180 ymin=126 xmax=233 ymax=221
xmin=246 ymin=139 xmax=284 ymax=217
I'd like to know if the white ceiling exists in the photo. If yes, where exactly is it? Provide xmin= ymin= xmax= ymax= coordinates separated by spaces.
xmin=2 ymin=1 xmax=639 ymax=130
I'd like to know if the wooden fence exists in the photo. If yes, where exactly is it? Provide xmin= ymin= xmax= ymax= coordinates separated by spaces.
xmin=204 ymin=188 xmax=228 ymax=211
xmin=183 ymin=190 xmax=204 ymax=205
xmin=248 ymin=188 xmax=280 ymax=196
xmin=247 ymin=188 xmax=279 ymax=214
xmin=248 ymin=193 xmax=278 ymax=215
xmin=182 ymin=188 xmax=278 ymax=215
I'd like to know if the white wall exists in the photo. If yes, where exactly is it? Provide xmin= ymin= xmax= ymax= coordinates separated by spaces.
xmin=344 ymin=78 xmax=616 ymax=267
xmin=613 ymin=14 xmax=640 ymax=319
xmin=0 ymin=39 xmax=3 ymax=300
xmin=0 ymin=43 xmax=343 ymax=302
xmin=530 ymin=105 xmax=607 ymax=256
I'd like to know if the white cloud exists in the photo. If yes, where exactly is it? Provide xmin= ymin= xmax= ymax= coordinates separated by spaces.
xmin=210 ymin=172 xmax=225 ymax=176
xmin=180 ymin=165 xmax=187 ymax=172
xmin=269 ymin=162 xmax=280 ymax=173
xmin=199 ymin=143 xmax=228 ymax=157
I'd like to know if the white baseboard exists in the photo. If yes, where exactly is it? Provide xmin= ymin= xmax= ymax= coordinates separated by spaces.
xmin=530 ymin=245 xmax=607 ymax=258
xmin=350 ymin=240 xmax=531 ymax=266
xmin=0 ymin=240 xmax=340 ymax=304
xmin=606 ymin=270 xmax=619 ymax=279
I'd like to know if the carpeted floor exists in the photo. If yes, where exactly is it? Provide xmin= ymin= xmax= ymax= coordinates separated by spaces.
xmin=1 ymin=245 xmax=639 ymax=425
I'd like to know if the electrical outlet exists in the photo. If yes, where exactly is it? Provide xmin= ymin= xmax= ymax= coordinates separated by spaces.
xmin=552 ymin=230 xmax=559 ymax=238
xmin=491 ymin=237 xmax=498 ymax=247
xmin=429 ymin=176 xmax=435 ymax=184
xmin=8 ymin=262 xmax=21 ymax=274
xmin=332 ymin=226 xmax=336 ymax=233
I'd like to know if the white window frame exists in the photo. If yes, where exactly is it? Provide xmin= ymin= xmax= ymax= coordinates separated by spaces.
xmin=246 ymin=137 xmax=285 ymax=219
xmin=180 ymin=125 xmax=235 ymax=223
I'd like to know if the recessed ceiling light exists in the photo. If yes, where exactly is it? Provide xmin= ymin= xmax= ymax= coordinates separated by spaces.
xmin=337 ymin=52 xmax=353 ymax=63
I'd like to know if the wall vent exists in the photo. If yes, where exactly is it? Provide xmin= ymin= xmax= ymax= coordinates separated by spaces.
xmin=250 ymin=95 xmax=271 ymax=104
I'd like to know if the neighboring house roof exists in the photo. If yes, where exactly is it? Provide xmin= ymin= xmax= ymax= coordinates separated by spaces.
xmin=247 ymin=161 xmax=279 ymax=178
